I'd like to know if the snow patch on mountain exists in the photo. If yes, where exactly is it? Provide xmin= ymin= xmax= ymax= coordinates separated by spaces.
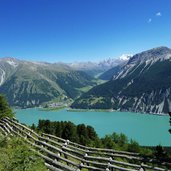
xmin=113 ymin=47 xmax=171 ymax=80
xmin=69 ymin=54 xmax=132 ymax=74
xmin=119 ymin=54 xmax=133 ymax=61
xmin=0 ymin=68 xmax=5 ymax=86
xmin=6 ymin=60 xmax=18 ymax=68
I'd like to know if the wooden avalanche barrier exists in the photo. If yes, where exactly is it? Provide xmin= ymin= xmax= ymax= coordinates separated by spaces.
xmin=0 ymin=117 xmax=170 ymax=171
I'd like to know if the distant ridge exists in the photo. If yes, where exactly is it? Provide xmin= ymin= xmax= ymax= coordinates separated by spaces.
xmin=68 ymin=54 xmax=131 ymax=77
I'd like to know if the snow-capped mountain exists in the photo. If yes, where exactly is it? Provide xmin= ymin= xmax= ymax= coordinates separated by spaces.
xmin=98 ymin=54 xmax=132 ymax=80
xmin=98 ymin=54 xmax=132 ymax=68
xmin=119 ymin=54 xmax=133 ymax=60
xmin=69 ymin=54 xmax=132 ymax=76
xmin=114 ymin=46 xmax=171 ymax=80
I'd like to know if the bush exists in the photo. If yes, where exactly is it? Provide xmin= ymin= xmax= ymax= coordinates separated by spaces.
xmin=0 ymin=94 xmax=14 ymax=119
xmin=0 ymin=135 xmax=47 ymax=171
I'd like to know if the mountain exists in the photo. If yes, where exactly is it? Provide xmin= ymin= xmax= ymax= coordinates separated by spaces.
xmin=71 ymin=47 xmax=171 ymax=114
xmin=98 ymin=54 xmax=132 ymax=80
xmin=68 ymin=55 xmax=131 ymax=77
xmin=68 ymin=61 xmax=104 ymax=77
xmin=0 ymin=58 xmax=96 ymax=108
xmin=98 ymin=65 xmax=123 ymax=80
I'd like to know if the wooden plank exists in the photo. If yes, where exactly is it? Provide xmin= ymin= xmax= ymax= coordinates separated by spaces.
xmin=45 ymin=163 xmax=63 ymax=171
xmin=38 ymin=138 xmax=86 ymax=163
xmin=42 ymin=133 xmax=65 ymax=143
xmin=86 ymin=150 xmax=143 ymax=161
xmin=0 ymin=120 xmax=13 ymax=132
xmin=4 ymin=118 xmax=39 ymax=137
xmin=39 ymin=136 xmax=63 ymax=147
xmin=0 ymin=122 xmax=10 ymax=134
xmin=108 ymin=163 xmax=138 ymax=171
xmin=141 ymin=163 xmax=167 ymax=171
xmin=36 ymin=151 xmax=77 ymax=171
xmin=0 ymin=125 xmax=8 ymax=136
xmin=80 ymin=164 xmax=105 ymax=171
xmin=85 ymin=155 xmax=141 ymax=169
xmin=62 ymin=146 xmax=85 ymax=157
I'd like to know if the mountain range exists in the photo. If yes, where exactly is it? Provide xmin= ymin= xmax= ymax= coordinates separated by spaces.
xmin=72 ymin=46 xmax=171 ymax=114
xmin=0 ymin=58 xmax=97 ymax=108
xmin=68 ymin=54 xmax=131 ymax=77
xmin=0 ymin=55 xmax=127 ymax=108
xmin=1 ymin=47 xmax=171 ymax=114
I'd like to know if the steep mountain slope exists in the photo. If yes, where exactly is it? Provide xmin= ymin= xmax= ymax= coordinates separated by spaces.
xmin=98 ymin=54 xmax=131 ymax=80
xmin=98 ymin=65 xmax=122 ymax=80
xmin=0 ymin=58 xmax=19 ymax=85
xmin=72 ymin=47 xmax=171 ymax=114
xmin=0 ymin=58 xmax=96 ymax=108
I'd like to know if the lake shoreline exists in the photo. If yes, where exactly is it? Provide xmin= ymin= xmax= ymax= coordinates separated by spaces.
xmin=67 ymin=108 xmax=169 ymax=116
xmin=13 ymin=106 xmax=169 ymax=116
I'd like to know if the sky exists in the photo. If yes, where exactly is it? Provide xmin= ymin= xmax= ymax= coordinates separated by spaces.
xmin=0 ymin=0 xmax=171 ymax=62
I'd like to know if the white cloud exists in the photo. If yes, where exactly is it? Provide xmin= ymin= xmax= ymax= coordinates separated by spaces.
xmin=148 ymin=18 xmax=152 ymax=23
xmin=147 ymin=12 xmax=162 ymax=24
xmin=156 ymin=12 xmax=162 ymax=17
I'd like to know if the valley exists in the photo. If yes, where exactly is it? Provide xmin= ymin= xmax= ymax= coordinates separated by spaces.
xmin=0 ymin=47 xmax=171 ymax=115
xmin=0 ymin=56 xmax=125 ymax=108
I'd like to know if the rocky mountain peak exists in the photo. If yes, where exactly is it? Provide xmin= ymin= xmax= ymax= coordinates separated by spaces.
xmin=119 ymin=54 xmax=132 ymax=61
xmin=128 ymin=46 xmax=171 ymax=65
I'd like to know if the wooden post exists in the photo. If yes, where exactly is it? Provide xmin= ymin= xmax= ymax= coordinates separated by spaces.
xmin=169 ymin=112 xmax=171 ymax=134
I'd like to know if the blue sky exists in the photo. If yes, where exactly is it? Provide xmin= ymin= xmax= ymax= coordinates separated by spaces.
xmin=0 ymin=0 xmax=171 ymax=62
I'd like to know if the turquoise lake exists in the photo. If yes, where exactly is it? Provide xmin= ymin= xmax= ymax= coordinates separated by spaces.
xmin=15 ymin=108 xmax=171 ymax=146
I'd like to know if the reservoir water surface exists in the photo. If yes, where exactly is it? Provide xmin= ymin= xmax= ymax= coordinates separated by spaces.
xmin=15 ymin=108 xmax=171 ymax=146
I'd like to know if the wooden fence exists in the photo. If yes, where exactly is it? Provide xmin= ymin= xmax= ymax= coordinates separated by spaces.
xmin=0 ymin=117 xmax=170 ymax=171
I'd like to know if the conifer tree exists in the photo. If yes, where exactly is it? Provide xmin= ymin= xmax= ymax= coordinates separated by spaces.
xmin=0 ymin=94 xmax=14 ymax=119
